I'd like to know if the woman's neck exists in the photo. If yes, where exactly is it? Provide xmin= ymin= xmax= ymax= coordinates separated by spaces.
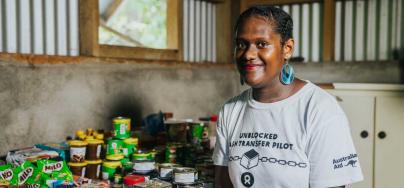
xmin=252 ymin=79 xmax=305 ymax=103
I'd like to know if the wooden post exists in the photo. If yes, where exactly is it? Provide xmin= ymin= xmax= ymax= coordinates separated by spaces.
xmin=216 ymin=0 xmax=232 ymax=63
xmin=79 ymin=0 xmax=99 ymax=56
xmin=322 ymin=0 xmax=335 ymax=62
xmin=167 ymin=0 xmax=183 ymax=60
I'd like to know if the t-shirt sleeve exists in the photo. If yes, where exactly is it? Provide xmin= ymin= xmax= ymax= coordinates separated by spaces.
xmin=307 ymin=113 xmax=364 ymax=188
xmin=212 ymin=108 xmax=229 ymax=166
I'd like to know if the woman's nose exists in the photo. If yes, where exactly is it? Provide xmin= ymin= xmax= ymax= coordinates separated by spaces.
xmin=243 ymin=45 xmax=258 ymax=61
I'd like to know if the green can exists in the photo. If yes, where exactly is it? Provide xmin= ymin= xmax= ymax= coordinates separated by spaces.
xmin=113 ymin=117 xmax=131 ymax=139
xmin=148 ymin=149 xmax=157 ymax=160
xmin=122 ymin=138 xmax=138 ymax=158
xmin=102 ymin=161 xmax=121 ymax=180
xmin=133 ymin=152 xmax=150 ymax=161
xmin=190 ymin=122 xmax=205 ymax=144
xmin=107 ymin=139 xmax=123 ymax=155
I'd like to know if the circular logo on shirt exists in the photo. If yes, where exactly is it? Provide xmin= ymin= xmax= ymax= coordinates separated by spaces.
xmin=241 ymin=172 xmax=254 ymax=187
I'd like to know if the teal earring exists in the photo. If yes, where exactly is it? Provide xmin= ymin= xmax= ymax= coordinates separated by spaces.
xmin=280 ymin=61 xmax=294 ymax=85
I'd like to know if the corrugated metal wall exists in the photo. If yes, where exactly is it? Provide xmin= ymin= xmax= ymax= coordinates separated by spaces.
xmin=280 ymin=3 xmax=322 ymax=62
xmin=183 ymin=0 xmax=216 ymax=63
xmin=0 ymin=0 xmax=215 ymax=62
xmin=335 ymin=0 xmax=403 ymax=61
xmin=0 ymin=0 xmax=79 ymax=56
xmin=0 ymin=0 xmax=402 ymax=62
xmin=280 ymin=0 xmax=403 ymax=62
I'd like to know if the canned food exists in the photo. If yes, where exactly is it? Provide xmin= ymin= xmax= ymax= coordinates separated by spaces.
xmin=173 ymin=167 xmax=198 ymax=184
xmin=86 ymin=139 xmax=103 ymax=160
xmin=85 ymin=160 xmax=102 ymax=179
xmin=68 ymin=161 xmax=87 ymax=178
xmin=107 ymin=139 xmax=123 ymax=155
xmin=133 ymin=159 xmax=155 ymax=173
xmin=69 ymin=140 xmax=88 ymax=162
xmin=133 ymin=152 xmax=150 ymax=161
xmin=113 ymin=117 xmax=131 ymax=139
xmin=122 ymin=138 xmax=138 ymax=158
xmin=158 ymin=163 xmax=181 ymax=179
xmin=165 ymin=143 xmax=184 ymax=163
xmin=114 ymin=173 xmax=123 ymax=184
xmin=189 ymin=122 xmax=205 ymax=144
xmin=107 ymin=154 xmax=125 ymax=162
xmin=173 ymin=182 xmax=204 ymax=188
xmin=102 ymin=161 xmax=121 ymax=180
xmin=165 ymin=120 xmax=188 ymax=142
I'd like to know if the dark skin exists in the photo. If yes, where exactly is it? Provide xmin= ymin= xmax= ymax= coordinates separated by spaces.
xmin=214 ymin=16 xmax=345 ymax=188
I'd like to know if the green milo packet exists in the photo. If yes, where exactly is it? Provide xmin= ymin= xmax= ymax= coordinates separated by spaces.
xmin=0 ymin=164 xmax=14 ymax=182
xmin=10 ymin=161 xmax=39 ymax=185
xmin=37 ymin=159 xmax=72 ymax=180
xmin=37 ymin=159 xmax=73 ymax=187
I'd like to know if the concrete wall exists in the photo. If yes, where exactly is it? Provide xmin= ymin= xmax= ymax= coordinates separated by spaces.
xmin=0 ymin=60 xmax=402 ymax=155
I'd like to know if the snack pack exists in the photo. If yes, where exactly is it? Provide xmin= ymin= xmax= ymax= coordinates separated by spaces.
xmin=36 ymin=159 xmax=74 ymax=187
xmin=0 ymin=164 xmax=13 ymax=182
xmin=9 ymin=161 xmax=45 ymax=186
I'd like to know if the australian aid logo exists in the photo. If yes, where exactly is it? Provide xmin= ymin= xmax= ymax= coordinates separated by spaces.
xmin=0 ymin=169 xmax=13 ymax=181
xmin=18 ymin=167 xmax=34 ymax=184
xmin=43 ymin=162 xmax=63 ymax=173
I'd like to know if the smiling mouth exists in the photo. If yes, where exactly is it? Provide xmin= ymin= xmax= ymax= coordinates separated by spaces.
xmin=242 ymin=64 xmax=264 ymax=71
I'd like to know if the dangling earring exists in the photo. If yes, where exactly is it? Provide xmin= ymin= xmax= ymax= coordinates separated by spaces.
xmin=280 ymin=60 xmax=294 ymax=85
xmin=240 ymin=75 xmax=245 ymax=85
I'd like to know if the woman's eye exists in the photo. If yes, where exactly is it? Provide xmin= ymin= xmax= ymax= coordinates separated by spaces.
xmin=236 ymin=42 xmax=246 ymax=50
xmin=257 ymin=41 xmax=268 ymax=48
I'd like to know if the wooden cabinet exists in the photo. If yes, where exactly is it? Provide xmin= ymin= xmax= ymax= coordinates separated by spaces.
xmin=326 ymin=84 xmax=404 ymax=188
xmin=374 ymin=96 xmax=404 ymax=188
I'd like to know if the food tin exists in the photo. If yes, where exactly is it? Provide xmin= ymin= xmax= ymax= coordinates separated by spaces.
xmin=102 ymin=161 xmax=121 ymax=180
xmin=107 ymin=139 xmax=123 ymax=155
xmin=68 ymin=162 xmax=87 ymax=178
xmin=113 ymin=117 xmax=131 ymax=139
xmin=189 ymin=122 xmax=205 ymax=144
xmin=164 ymin=120 xmax=188 ymax=142
xmin=86 ymin=139 xmax=103 ymax=160
xmin=133 ymin=159 xmax=155 ymax=173
xmin=122 ymin=138 xmax=138 ymax=158
xmin=69 ymin=140 xmax=88 ymax=162
xmin=173 ymin=167 xmax=198 ymax=184
xmin=172 ymin=182 xmax=204 ymax=188
xmin=85 ymin=160 xmax=102 ymax=179
xmin=158 ymin=163 xmax=181 ymax=180
xmin=133 ymin=152 xmax=150 ymax=161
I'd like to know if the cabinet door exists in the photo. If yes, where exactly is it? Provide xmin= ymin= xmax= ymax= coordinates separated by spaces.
xmin=375 ymin=96 xmax=404 ymax=188
xmin=332 ymin=94 xmax=374 ymax=188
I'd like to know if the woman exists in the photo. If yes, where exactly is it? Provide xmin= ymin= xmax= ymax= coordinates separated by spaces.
xmin=213 ymin=6 xmax=363 ymax=188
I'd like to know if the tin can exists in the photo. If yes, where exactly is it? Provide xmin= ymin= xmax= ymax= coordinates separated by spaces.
xmin=114 ymin=173 xmax=123 ymax=184
xmin=85 ymin=159 xmax=102 ymax=179
xmin=107 ymin=139 xmax=123 ymax=155
xmin=173 ymin=182 xmax=204 ymax=188
xmin=102 ymin=161 xmax=121 ymax=180
xmin=158 ymin=163 xmax=181 ymax=180
xmin=133 ymin=159 xmax=155 ymax=173
xmin=165 ymin=143 xmax=184 ymax=163
xmin=189 ymin=122 xmax=205 ymax=144
xmin=133 ymin=152 xmax=150 ymax=161
xmin=113 ymin=117 xmax=131 ymax=139
xmin=122 ymin=138 xmax=138 ymax=158
xmin=173 ymin=167 xmax=198 ymax=184
xmin=165 ymin=120 xmax=188 ymax=142
xmin=69 ymin=140 xmax=88 ymax=162
xmin=68 ymin=162 xmax=87 ymax=178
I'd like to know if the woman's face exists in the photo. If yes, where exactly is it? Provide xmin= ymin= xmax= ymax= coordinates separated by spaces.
xmin=235 ymin=16 xmax=292 ymax=88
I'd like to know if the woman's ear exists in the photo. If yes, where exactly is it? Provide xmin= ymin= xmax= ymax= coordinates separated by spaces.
xmin=283 ymin=38 xmax=294 ymax=59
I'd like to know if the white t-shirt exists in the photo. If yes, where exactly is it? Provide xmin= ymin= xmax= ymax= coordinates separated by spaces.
xmin=213 ymin=82 xmax=363 ymax=188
